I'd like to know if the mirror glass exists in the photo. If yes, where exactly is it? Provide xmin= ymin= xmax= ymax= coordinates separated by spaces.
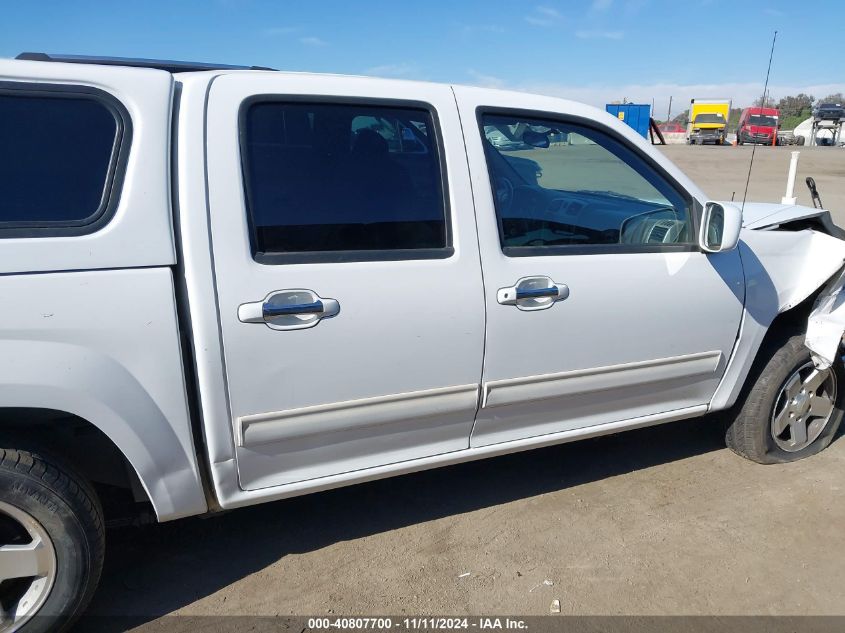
xmin=705 ymin=203 xmax=725 ymax=250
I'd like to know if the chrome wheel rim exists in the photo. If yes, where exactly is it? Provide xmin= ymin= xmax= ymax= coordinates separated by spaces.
xmin=0 ymin=501 xmax=57 ymax=631
xmin=771 ymin=362 xmax=837 ymax=452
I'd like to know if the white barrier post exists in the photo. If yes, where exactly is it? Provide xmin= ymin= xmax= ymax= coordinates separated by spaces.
xmin=781 ymin=151 xmax=800 ymax=205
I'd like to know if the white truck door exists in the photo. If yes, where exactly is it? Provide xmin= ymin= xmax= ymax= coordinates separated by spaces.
xmin=205 ymin=74 xmax=485 ymax=490
xmin=454 ymin=87 xmax=745 ymax=447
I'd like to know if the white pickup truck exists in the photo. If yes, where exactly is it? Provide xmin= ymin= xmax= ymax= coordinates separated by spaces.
xmin=3 ymin=53 xmax=845 ymax=632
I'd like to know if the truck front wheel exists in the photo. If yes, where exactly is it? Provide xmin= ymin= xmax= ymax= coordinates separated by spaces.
xmin=725 ymin=334 xmax=845 ymax=463
xmin=0 ymin=448 xmax=104 ymax=632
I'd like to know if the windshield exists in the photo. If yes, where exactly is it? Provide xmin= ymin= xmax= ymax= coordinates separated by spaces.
xmin=749 ymin=115 xmax=777 ymax=127
xmin=693 ymin=113 xmax=725 ymax=124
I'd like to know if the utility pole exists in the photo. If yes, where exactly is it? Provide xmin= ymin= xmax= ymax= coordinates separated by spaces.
xmin=667 ymin=96 xmax=673 ymax=122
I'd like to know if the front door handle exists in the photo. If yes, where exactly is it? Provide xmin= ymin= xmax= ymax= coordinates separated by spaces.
xmin=238 ymin=289 xmax=340 ymax=331
xmin=514 ymin=286 xmax=560 ymax=300
xmin=497 ymin=276 xmax=569 ymax=311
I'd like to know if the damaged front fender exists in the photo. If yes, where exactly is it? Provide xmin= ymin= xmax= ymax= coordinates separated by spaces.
xmin=807 ymin=266 xmax=845 ymax=369
xmin=735 ymin=202 xmax=845 ymax=370
xmin=710 ymin=228 xmax=845 ymax=411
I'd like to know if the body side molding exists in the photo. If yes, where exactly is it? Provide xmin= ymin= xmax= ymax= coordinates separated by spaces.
xmin=483 ymin=351 xmax=722 ymax=409
xmin=238 ymin=384 xmax=480 ymax=448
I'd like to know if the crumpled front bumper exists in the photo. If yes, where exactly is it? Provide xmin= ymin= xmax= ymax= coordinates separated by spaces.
xmin=807 ymin=265 xmax=845 ymax=369
xmin=690 ymin=131 xmax=723 ymax=143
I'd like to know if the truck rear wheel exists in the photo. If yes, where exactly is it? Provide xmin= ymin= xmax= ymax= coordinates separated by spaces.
xmin=0 ymin=448 xmax=104 ymax=632
xmin=725 ymin=334 xmax=845 ymax=464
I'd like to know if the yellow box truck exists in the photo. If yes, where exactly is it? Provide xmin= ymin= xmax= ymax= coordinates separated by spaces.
xmin=687 ymin=98 xmax=731 ymax=145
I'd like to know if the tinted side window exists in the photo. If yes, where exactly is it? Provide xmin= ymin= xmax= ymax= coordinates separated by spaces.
xmin=480 ymin=113 xmax=693 ymax=254
xmin=0 ymin=90 xmax=123 ymax=228
xmin=241 ymin=101 xmax=449 ymax=262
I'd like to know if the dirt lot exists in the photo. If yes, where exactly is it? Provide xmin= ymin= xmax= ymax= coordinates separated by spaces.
xmin=660 ymin=145 xmax=845 ymax=226
xmin=81 ymin=145 xmax=845 ymax=628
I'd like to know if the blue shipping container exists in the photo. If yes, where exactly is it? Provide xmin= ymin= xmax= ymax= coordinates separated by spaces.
xmin=605 ymin=104 xmax=651 ymax=138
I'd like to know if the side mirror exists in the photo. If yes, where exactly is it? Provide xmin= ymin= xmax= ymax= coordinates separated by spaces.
xmin=699 ymin=201 xmax=742 ymax=253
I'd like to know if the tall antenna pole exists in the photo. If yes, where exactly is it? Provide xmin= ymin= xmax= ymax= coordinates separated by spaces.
xmin=742 ymin=30 xmax=778 ymax=212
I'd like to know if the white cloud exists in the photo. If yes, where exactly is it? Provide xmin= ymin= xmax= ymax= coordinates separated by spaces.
xmin=299 ymin=36 xmax=328 ymax=47
xmin=365 ymin=63 xmax=417 ymax=77
xmin=591 ymin=0 xmax=613 ymax=11
xmin=525 ymin=5 xmax=564 ymax=26
xmin=576 ymin=29 xmax=624 ymax=39
xmin=466 ymin=69 xmax=507 ymax=89
xmin=622 ymin=0 xmax=649 ymax=15
xmin=537 ymin=5 xmax=563 ymax=17
xmin=459 ymin=23 xmax=505 ymax=36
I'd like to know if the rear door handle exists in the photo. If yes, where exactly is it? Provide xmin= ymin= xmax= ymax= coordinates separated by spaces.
xmin=497 ymin=276 xmax=569 ymax=311
xmin=238 ymin=289 xmax=340 ymax=330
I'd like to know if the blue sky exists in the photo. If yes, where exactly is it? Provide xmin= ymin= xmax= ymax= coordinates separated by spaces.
xmin=2 ymin=0 xmax=842 ymax=115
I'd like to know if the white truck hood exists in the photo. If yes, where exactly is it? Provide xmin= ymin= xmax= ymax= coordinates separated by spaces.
xmin=720 ymin=201 xmax=833 ymax=230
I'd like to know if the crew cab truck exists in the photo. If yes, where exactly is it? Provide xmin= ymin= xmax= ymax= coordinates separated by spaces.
xmin=736 ymin=106 xmax=779 ymax=145
xmin=687 ymin=98 xmax=731 ymax=145
xmin=3 ymin=54 xmax=845 ymax=632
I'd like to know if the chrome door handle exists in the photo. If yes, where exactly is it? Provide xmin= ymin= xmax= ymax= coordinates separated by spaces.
xmin=515 ymin=286 xmax=560 ymax=300
xmin=497 ymin=276 xmax=569 ymax=311
xmin=238 ymin=289 xmax=340 ymax=331
xmin=262 ymin=300 xmax=327 ymax=318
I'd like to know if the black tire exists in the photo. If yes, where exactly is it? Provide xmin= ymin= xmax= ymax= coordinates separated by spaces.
xmin=0 ymin=448 xmax=104 ymax=632
xmin=797 ymin=135 xmax=805 ymax=146
xmin=725 ymin=333 xmax=845 ymax=464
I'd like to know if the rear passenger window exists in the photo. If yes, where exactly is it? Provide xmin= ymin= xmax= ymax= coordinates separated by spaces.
xmin=0 ymin=87 xmax=127 ymax=232
xmin=241 ymin=101 xmax=450 ymax=263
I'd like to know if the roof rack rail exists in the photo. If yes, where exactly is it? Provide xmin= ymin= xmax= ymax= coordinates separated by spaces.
xmin=15 ymin=52 xmax=277 ymax=73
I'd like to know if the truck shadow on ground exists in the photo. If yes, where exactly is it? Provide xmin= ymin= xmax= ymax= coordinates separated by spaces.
xmin=79 ymin=416 xmax=731 ymax=629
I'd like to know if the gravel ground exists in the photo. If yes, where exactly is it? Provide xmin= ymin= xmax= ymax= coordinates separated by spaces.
xmin=80 ymin=144 xmax=845 ymax=630
xmin=658 ymin=145 xmax=845 ymax=226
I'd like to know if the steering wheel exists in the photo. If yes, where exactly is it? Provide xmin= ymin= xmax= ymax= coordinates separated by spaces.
xmin=495 ymin=176 xmax=515 ymax=212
